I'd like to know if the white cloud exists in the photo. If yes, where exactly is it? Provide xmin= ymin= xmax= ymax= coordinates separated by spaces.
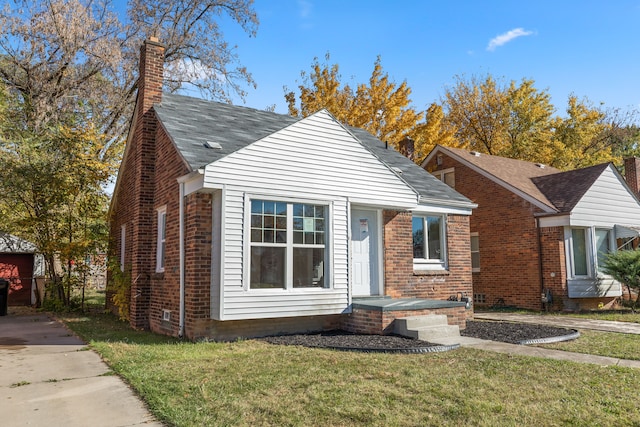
xmin=487 ymin=28 xmax=534 ymax=51
xmin=298 ymin=0 xmax=312 ymax=18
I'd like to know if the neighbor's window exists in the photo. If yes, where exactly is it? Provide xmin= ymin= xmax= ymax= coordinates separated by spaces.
xmin=432 ymin=168 xmax=455 ymax=188
xmin=470 ymin=232 xmax=480 ymax=272
xmin=595 ymin=229 xmax=612 ymax=270
xmin=250 ymin=199 xmax=327 ymax=289
xmin=412 ymin=215 xmax=446 ymax=268
xmin=156 ymin=206 xmax=167 ymax=273
xmin=571 ymin=228 xmax=588 ymax=276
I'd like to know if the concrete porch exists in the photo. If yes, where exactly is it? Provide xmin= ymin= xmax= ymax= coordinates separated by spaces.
xmin=340 ymin=297 xmax=470 ymax=335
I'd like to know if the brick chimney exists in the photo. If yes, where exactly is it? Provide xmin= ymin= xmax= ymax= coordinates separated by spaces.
xmin=398 ymin=136 xmax=415 ymax=161
xmin=129 ymin=38 xmax=165 ymax=330
xmin=625 ymin=157 xmax=640 ymax=198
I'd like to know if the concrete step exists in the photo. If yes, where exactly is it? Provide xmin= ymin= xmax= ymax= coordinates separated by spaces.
xmin=394 ymin=315 xmax=461 ymax=341
xmin=395 ymin=314 xmax=449 ymax=330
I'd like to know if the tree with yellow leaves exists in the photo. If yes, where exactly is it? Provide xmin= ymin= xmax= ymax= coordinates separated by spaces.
xmin=440 ymin=74 xmax=621 ymax=169
xmin=286 ymin=55 xmax=431 ymax=160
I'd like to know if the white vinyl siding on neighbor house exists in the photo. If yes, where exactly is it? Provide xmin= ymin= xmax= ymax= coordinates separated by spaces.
xmin=204 ymin=111 xmax=415 ymax=320
xmin=562 ymin=166 xmax=640 ymax=298
xmin=570 ymin=166 xmax=640 ymax=228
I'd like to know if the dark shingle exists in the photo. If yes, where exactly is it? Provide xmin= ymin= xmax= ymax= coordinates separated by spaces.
xmin=532 ymin=163 xmax=609 ymax=212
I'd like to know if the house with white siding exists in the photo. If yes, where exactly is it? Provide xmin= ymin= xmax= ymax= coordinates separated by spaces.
xmin=423 ymin=145 xmax=640 ymax=311
xmin=108 ymin=39 xmax=476 ymax=340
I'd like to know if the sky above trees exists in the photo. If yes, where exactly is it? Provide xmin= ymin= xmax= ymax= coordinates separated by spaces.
xmin=194 ymin=0 xmax=640 ymax=115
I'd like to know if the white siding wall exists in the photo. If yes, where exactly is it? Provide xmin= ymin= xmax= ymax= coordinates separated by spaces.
xmin=565 ymin=166 xmax=636 ymax=298
xmin=206 ymin=111 xmax=416 ymax=320
xmin=571 ymin=166 xmax=640 ymax=227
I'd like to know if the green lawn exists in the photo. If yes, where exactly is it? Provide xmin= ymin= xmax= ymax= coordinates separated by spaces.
xmin=62 ymin=313 xmax=640 ymax=427
xmin=539 ymin=329 xmax=640 ymax=361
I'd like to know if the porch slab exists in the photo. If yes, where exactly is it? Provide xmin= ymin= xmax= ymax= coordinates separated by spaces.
xmin=352 ymin=297 xmax=467 ymax=311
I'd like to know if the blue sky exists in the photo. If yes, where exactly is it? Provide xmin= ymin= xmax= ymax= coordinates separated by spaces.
xmin=216 ymin=0 xmax=640 ymax=116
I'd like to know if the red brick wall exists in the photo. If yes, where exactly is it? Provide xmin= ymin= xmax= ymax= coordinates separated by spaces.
xmin=146 ymin=124 xmax=191 ymax=336
xmin=624 ymin=157 xmax=640 ymax=197
xmin=424 ymin=154 xmax=545 ymax=310
xmin=382 ymin=210 xmax=473 ymax=307
xmin=539 ymin=226 xmax=567 ymax=310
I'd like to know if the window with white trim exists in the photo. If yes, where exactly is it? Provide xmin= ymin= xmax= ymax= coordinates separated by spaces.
xmin=470 ymin=232 xmax=480 ymax=272
xmin=250 ymin=199 xmax=327 ymax=289
xmin=568 ymin=227 xmax=614 ymax=278
xmin=570 ymin=228 xmax=589 ymax=276
xmin=432 ymin=168 xmax=455 ymax=188
xmin=120 ymin=224 xmax=126 ymax=272
xmin=412 ymin=214 xmax=446 ymax=269
xmin=595 ymin=228 xmax=611 ymax=270
xmin=156 ymin=206 xmax=167 ymax=273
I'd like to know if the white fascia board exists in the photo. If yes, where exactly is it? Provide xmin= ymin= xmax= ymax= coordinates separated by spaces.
xmin=412 ymin=203 xmax=473 ymax=216
xmin=177 ymin=169 xmax=205 ymax=195
xmin=538 ymin=214 xmax=571 ymax=228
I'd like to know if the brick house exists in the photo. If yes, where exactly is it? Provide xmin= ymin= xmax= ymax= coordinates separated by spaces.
xmin=423 ymin=145 xmax=640 ymax=311
xmin=107 ymin=39 xmax=477 ymax=340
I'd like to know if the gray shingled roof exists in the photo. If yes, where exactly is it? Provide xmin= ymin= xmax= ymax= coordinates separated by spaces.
xmin=154 ymin=93 xmax=298 ymax=170
xmin=154 ymin=93 xmax=474 ymax=208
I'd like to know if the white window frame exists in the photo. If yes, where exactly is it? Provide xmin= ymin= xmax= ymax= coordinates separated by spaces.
xmin=156 ymin=206 xmax=167 ymax=273
xmin=120 ymin=224 xmax=126 ymax=272
xmin=432 ymin=167 xmax=455 ymax=188
xmin=470 ymin=232 xmax=480 ymax=272
xmin=246 ymin=197 xmax=332 ymax=291
xmin=412 ymin=214 xmax=447 ymax=271
xmin=566 ymin=226 xmax=615 ymax=279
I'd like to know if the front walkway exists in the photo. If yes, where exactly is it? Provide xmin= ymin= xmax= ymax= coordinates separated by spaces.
xmin=432 ymin=312 xmax=640 ymax=369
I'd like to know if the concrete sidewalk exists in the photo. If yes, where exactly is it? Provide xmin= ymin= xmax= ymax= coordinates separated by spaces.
xmin=0 ymin=312 xmax=163 ymax=427
xmin=432 ymin=312 xmax=640 ymax=369
xmin=475 ymin=312 xmax=640 ymax=335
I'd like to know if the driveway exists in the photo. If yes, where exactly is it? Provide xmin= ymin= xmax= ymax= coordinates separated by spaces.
xmin=0 ymin=311 xmax=163 ymax=427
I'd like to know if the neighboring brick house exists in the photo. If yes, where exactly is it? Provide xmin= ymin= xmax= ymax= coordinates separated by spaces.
xmin=107 ymin=39 xmax=477 ymax=340
xmin=423 ymin=146 xmax=640 ymax=311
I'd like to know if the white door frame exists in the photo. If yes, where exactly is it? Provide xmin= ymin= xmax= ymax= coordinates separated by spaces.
xmin=350 ymin=207 xmax=384 ymax=297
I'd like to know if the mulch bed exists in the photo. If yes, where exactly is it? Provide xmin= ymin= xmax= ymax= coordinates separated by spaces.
xmin=259 ymin=320 xmax=576 ymax=352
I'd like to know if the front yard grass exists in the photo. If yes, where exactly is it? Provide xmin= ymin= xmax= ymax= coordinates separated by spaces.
xmin=62 ymin=313 xmax=640 ymax=427
xmin=539 ymin=329 xmax=640 ymax=361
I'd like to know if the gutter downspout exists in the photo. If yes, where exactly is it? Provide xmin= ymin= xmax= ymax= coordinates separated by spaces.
xmin=536 ymin=218 xmax=545 ymax=311
xmin=179 ymin=181 xmax=185 ymax=338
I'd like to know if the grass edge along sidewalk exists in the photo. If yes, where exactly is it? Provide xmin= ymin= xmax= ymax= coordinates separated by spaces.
xmin=61 ymin=312 xmax=640 ymax=427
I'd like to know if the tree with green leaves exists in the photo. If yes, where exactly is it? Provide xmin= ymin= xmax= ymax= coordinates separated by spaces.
xmin=602 ymin=250 xmax=640 ymax=311
xmin=0 ymin=0 xmax=259 ymax=308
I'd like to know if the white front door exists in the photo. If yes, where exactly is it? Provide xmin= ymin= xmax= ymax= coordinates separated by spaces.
xmin=351 ymin=209 xmax=380 ymax=296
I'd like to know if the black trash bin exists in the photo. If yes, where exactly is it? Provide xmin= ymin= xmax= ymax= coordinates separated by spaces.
xmin=0 ymin=279 xmax=8 ymax=316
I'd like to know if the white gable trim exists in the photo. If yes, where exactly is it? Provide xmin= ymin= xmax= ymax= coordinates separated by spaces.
xmin=423 ymin=146 xmax=557 ymax=213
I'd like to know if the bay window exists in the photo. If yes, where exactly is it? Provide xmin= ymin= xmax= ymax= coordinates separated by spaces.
xmin=568 ymin=227 xmax=614 ymax=278
xmin=250 ymin=199 xmax=327 ymax=289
